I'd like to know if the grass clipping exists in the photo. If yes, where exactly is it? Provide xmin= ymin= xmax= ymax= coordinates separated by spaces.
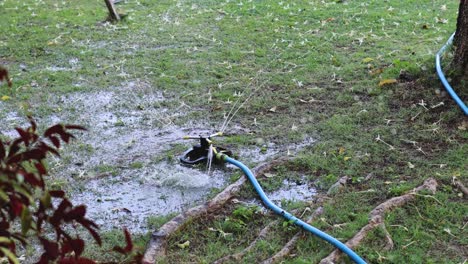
xmin=319 ymin=178 xmax=438 ymax=264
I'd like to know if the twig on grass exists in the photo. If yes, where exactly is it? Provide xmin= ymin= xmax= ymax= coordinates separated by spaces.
xmin=375 ymin=134 xmax=395 ymax=150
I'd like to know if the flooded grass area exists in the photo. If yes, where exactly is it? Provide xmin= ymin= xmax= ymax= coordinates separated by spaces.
xmin=1 ymin=0 xmax=467 ymax=263
xmin=0 ymin=70 xmax=318 ymax=234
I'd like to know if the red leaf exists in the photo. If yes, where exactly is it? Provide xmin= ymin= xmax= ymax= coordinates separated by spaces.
xmin=23 ymin=148 xmax=47 ymax=161
xmin=37 ymin=254 xmax=49 ymax=264
xmin=8 ymin=138 xmax=23 ymax=158
xmin=40 ymin=238 xmax=59 ymax=260
xmin=10 ymin=197 xmax=23 ymax=216
xmin=0 ymin=140 xmax=5 ymax=159
xmin=44 ymin=124 xmax=64 ymax=138
xmin=70 ymin=238 xmax=85 ymax=257
xmin=64 ymin=205 xmax=86 ymax=221
xmin=35 ymin=162 xmax=47 ymax=175
xmin=28 ymin=116 xmax=37 ymax=132
xmin=6 ymin=153 xmax=22 ymax=164
xmin=60 ymin=132 xmax=75 ymax=144
xmin=113 ymin=228 xmax=133 ymax=254
xmin=123 ymin=228 xmax=133 ymax=252
xmin=77 ymin=219 xmax=101 ymax=246
xmin=51 ymin=199 xmax=72 ymax=226
xmin=64 ymin=125 xmax=87 ymax=131
xmin=49 ymin=190 xmax=65 ymax=198
xmin=15 ymin=128 xmax=30 ymax=146
xmin=49 ymin=135 xmax=61 ymax=148
xmin=38 ymin=142 xmax=60 ymax=157
xmin=88 ymin=227 xmax=102 ymax=246
xmin=60 ymin=240 xmax=73 ymax=256
xmin=22 ymin=171 xmax=42 ymax=187
xmin=0 ymin=221 xmax=10 ymax=230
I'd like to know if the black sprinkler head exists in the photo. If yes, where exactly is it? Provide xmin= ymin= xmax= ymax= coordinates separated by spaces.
xmin=179 ymin=136 xmax=232 ymax=165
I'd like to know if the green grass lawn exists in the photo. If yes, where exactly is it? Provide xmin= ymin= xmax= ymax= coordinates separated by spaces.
xmin=1 ymin=0 xmax=466 ymax=263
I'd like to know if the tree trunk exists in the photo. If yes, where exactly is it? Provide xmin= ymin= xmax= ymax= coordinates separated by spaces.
xmin=454 ymin=0 xmax=468 ymax=79
xmin=104 ymin=0 xmax=120 ymax=21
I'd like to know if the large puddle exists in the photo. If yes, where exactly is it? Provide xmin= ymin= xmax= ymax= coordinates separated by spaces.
xmin=0 ymin=80 xmax=316 ymax=233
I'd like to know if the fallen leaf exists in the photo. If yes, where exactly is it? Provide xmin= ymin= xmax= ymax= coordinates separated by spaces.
xmin=211 ymin=104 xmax=222 ymax=111
xmin=338 ymin=147 xmax=345 ymax=155
xmin=443 ymin=228 xmax=456 ymax=237
xmin=436 ymin=17 xmax=448 ymax=24
xmin=299 ymin=98 xmax=319 ymax=103
xmin=362 ymin=57 xmax=374 ymax=63
xmin=1 ymin=95 xmax=10 ymax=101
xmin=370 ymin=68 xmax=384 ymax=75
xmin=408 ymin=162 xmax=415 ymax=169
xmin=268 ymin=106 xmax=277 ymax=112
xmin=177 ymin=241 xmax=190 ymax=249
xmin=457 ymin=121 xmax=467 ymax=131
xmin=263 ymin=173 xmax=276 ymax=178
xmin=344 ymin=156 xmax=351 ymax=161
xmin=378 ymin=79 xmax=397 ymax=87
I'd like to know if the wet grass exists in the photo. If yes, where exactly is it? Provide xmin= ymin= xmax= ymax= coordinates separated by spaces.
xmin=1 ymin=0 xmax=467 ymax=263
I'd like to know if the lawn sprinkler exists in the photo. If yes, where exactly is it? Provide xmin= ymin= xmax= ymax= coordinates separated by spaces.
xmin=179 ymin=132 xmax=232 ymax=165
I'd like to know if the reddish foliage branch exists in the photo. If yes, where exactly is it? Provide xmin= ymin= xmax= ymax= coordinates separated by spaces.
xmin=0 ymin=118 xmax=140 ymax=263
xmin=0 ymin=118 xmax=95 ymax=263
xmin=0 ymin=66 xmax=12 ymax=87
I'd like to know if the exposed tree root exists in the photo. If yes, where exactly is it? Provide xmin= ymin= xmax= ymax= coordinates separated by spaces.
xmin=142 ymin=157 xmax=290 ymax=264
xmin=213 ymin=220 xmax=279 ymax=264
xmin=319 ymin=178 xmax=438 ymax=264
xmin=262 ymin=206 xmax=324 ymax=264
xmin=380 ymin=223 xmax=394 ymax=251
xmin=453 ymin=177 xmax=468 ymax=197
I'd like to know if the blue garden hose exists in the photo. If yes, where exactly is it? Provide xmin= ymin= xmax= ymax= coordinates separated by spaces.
xmin=220 ymin=154 xmax=367 ymax=264
xmin=436 ymin=33 xmax=468 ymax=115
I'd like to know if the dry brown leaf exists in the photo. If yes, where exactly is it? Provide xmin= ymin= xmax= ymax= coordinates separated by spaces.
xmin=263 ymin=173 xmax=276 ymax=178
xmin=378 ymin=79 xmax=397 ymax=87
xmin=370 ymin=68 xmax=384 ymax=75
